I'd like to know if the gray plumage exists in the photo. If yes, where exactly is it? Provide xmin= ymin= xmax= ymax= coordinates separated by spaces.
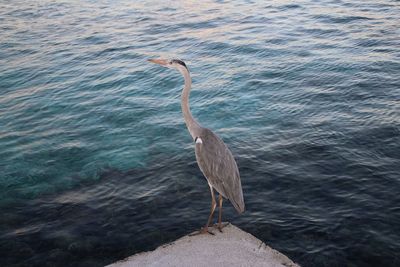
xmin=195 ymin=128 xmax=244 ymax=213
xmin=148 ymin=58 xmax=245 ymax=232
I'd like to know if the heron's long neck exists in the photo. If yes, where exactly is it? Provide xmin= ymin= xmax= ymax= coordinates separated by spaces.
xmin=180 ymin=67 xmax=201 ymax=139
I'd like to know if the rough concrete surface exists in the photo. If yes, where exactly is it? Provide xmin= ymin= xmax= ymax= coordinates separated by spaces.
xmin=107 ymin=223 xmax=300 ymax=267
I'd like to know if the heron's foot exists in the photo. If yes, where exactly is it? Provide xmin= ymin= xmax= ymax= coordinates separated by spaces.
xmin=189 ymin=227 xmax=214 ymax=236
xmin=214 ymin=222 xmax=229 ymax=233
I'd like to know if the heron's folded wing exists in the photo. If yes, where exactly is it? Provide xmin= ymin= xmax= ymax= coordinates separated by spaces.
xmin=194 ymin=128 xmax=245 ymax=213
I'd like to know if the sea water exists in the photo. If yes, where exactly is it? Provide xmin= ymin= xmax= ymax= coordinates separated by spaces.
xmin=1 ymin=1 xmax=399 ymax=266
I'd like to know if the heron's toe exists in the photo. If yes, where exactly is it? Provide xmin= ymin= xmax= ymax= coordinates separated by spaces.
xmin=215 ymin=222 xmax=229 ymax=232
xmin=189 ymin=227 xmax=214 ymax=236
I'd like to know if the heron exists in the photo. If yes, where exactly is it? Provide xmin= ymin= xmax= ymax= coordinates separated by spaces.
xmin=148 ymin=58 xmax=245 ymax=234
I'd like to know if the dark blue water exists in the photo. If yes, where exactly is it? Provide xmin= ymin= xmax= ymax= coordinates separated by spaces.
xmin=1 ymin=0 xmax=400 ymax=266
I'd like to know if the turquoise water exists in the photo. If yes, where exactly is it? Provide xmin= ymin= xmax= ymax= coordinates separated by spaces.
xmin=1 ymin=0 xmax=400 ymax=266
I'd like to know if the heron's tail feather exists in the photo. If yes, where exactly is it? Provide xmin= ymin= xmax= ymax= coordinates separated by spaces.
xmin=230 ymin=191 xmax=245 ymax=214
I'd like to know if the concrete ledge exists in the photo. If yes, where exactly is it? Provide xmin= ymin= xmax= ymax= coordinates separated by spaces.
xmin=107 ymin=223 xmax=300 ymax=267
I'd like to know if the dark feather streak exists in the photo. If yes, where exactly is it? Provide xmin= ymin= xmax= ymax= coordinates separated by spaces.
xmin=172 ymin=59 xmax=187 ymax=68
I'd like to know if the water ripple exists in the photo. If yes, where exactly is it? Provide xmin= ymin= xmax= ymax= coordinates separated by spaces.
xmin=1 ymin=0 xmax=400 ymax=266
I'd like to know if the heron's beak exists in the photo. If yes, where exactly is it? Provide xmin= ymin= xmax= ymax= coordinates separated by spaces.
xmin=148 ymin=58 xmax=168 ymax=67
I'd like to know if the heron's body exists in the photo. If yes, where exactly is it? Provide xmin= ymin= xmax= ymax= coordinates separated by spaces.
xmin=195 ymin=128 xmax=244 ymax=213
xmin=149 ymin=58 xmax=244 ymax=233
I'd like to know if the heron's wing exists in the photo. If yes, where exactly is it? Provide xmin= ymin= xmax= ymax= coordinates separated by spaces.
xmin=194 ymin=128 xmax=245 ymax=213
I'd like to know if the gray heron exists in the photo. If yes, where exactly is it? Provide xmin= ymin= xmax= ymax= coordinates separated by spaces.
xmin=149 ymin=58 xmax=245 ymax=234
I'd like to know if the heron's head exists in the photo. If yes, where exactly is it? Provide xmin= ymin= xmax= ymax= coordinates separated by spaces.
xmin=148 ymin=58 xmax=188 ymax=72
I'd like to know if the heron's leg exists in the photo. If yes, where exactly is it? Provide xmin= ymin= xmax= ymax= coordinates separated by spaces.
xmin=201 ymin=184 xmax=217 ymax=234
xmin=189 ymin=184 xmax=216 ymax=236
xmin=216 ymin=194 xmax=228 ymax=232
xmin=217 ymin=194 xmax=223 ymax=231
